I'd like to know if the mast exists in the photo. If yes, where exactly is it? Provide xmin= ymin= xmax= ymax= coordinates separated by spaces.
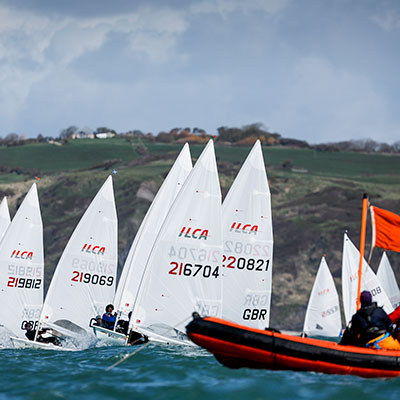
xmin=356 ymin=193 xmax=368 ymax=311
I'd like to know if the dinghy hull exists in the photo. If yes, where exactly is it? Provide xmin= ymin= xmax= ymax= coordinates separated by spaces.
xmin=186 ymin=316 xmax=400 ymax=378
xmin=92 ymin=326 xmax=128 ymax=345
xmin=10 ymin=337 xmax=71 ymax=351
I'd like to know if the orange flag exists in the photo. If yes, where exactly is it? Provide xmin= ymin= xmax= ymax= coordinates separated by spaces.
xmin=370 ymin=206 xmax=400 ymax=252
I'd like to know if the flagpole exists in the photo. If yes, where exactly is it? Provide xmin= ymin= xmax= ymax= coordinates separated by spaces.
xmin=367 ymin=205 xmax=376 ymax=264
xmin=356 ymin=193 xmax=369 ymax=311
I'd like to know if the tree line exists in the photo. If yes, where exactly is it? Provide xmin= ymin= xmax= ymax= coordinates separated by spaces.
xmin=1 ymin=124 xmax=400 ymax=154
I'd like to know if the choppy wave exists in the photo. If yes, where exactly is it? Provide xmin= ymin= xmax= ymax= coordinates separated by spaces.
xmin=0 ymin=344 xmax=399 ymax=399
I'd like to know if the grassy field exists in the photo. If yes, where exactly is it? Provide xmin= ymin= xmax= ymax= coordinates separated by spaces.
xmin=1 ymin=137 xmax=400 ymax=184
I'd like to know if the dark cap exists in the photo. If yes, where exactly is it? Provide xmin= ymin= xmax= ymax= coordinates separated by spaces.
xmin=360 ymin=290 xmax=372 ymax=307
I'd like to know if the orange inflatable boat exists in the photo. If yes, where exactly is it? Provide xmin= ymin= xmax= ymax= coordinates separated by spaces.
xmin=186 ymin=314 xmax=400 ymax=378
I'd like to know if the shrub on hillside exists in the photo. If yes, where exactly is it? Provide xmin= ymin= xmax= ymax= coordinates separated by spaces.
xmin=217 ymin=123 xmax=281 ymax=145
xmin=176 ymin=135 xmax=208 ymax=144
xmin=156 ymin=132 xmax=174 ymax=143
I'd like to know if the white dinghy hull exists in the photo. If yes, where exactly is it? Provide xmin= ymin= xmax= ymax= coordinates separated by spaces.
xmin=10 ymin=336 xmax=73 ymax=351
xmin=92 ymin=326 xmax=127 ymax=345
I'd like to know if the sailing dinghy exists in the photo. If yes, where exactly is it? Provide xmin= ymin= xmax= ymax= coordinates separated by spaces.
xmin=0 ymin=196 xmax=11 ymax=243
xmin=377 ymin=252 xmax=400 ymax=309
xmin=129 ymin=140 xmax=223 ymax=344
xmin=93 ymin=144 xmax=192 ymax=345
xmin=303 ymin=256 xmax=341 ymax=337
xmin=222 ymin=140 xmax=273 ymax=329
xmin=0 ymin=184 xmax=44 ymax=346
xmin=17 ymin=176 xmax=118 ymax=350
xmin=342 ymin=232 xmax=393 ymax=326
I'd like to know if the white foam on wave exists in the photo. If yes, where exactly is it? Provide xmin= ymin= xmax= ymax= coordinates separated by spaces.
xmin=0 ymin=327 xmax=13 ymax=349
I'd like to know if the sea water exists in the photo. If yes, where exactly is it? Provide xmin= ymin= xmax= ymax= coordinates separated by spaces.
xmin=0 ymin=343 xmax=399 ymax=399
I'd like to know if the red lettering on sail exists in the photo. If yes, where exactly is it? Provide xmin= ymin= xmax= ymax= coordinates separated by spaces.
xmin=230 ymin=222 xmax=258 ymax=235
xmin=318 ymin=288 xmax=330 ymax=296
xmin=81 ymin=244 xmax=106 ymax=255
xmin=10 ymin=250 xmax=34 ymax=260
xmin=178 ymin=227 xmax=209 ymax=240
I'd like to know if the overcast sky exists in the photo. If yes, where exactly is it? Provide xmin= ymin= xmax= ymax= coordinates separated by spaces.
xmin=0 ymin=0 xmax=399 ymax=143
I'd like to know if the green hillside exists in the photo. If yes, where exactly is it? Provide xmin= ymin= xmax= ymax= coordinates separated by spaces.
xmin=1 ymin=138 xmax=399 ymax=329
xmin=1 ymin=137 xmax=400 ymax=181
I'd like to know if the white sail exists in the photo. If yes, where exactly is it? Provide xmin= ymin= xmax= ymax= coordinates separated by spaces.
xmin=0 ymin=196 xmax=11 ymax=242
xmin=342 ymin=232 xmax=393 ymax=325
xmin=0 ymin=184 xmax=43 ymax=338
xmin=113 ymin=144 xmax=192 ymax=323
xmin=221 ymin=140 xmax=273 ymax=329
xmin=130 ymin=140 xmax=222 ymax=342
xmin=38 ymin=176 xmax=117 ymax=336
xmin=377 ymin=252 xmax=400 ymax=309
xmin=303 ymin=256 xmax=341 ymax=337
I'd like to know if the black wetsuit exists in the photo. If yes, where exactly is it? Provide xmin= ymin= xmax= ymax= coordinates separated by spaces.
xmin=128 ymin=330 xmax=148 ymax=345
xmin=116 ymin=319 xmax=129 ymax=335
xmin=25 ymin=330 xmax=35 ymax=341
xmin=341 ymin=302 xmax=392 ymax=346
xmin=25 ymin=329 xmax=61 ymax=346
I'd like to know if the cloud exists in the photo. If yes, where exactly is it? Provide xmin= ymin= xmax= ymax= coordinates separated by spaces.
xmin=0 ymin=0 xmax=399 ymax=145
xmin=272 ymin=56 xmax=400 ymax=143
xmin=0 ymin=4 xmax=188 ymax=66
xmin=126 ymin=7 xmax=188 ymax=63
xmin=0 ymin=3 xmax=189 ymax=132
xmin=371 ymin=8 xmax=400 ymax=31
xmin=189 ymin=0 xmax=289 ymax=16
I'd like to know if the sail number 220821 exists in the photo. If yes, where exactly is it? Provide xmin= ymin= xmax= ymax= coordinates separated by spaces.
xmin=222 ymin=255 xmax=269 ymax=271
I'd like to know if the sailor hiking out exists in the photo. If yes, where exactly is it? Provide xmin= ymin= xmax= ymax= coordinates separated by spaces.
xmin=24 ymin=323 xmax=61 ymax=346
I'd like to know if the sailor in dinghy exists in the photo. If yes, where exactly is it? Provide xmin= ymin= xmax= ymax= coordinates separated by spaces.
xmin=23 ymin=322 xmax=61 ymax=346
xmin=91 ymin=144 xmax=192 ymax=346
xmin=29 ymin=176 xmax=118 ymax=350
xmin=90 ymin=307 xmax=148 ymax=345
xmin=0 ymin=184 xmax=45 ymax=349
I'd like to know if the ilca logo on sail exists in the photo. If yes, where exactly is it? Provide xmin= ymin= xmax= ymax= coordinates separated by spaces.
xmin=81 ymin=244 xmax=106 ymax=255
xmin=179 ymin=227 xmax=209 ymax=240
xmin=230 ymin=222 xmax=258 ymax=235
xmin=10 ymin=250 xmax=33 ymax=260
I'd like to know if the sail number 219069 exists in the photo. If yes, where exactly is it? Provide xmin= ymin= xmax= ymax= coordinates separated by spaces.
xmin=71 ymin=271 xmax=114 ymax=286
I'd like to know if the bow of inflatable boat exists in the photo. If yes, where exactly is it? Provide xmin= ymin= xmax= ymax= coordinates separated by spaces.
xmin=186 ymin=314 xmax=400 ymax=378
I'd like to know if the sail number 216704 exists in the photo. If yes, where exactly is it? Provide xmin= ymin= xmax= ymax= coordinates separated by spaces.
xmin=169 ymin=262 xmax=220 ymax=278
